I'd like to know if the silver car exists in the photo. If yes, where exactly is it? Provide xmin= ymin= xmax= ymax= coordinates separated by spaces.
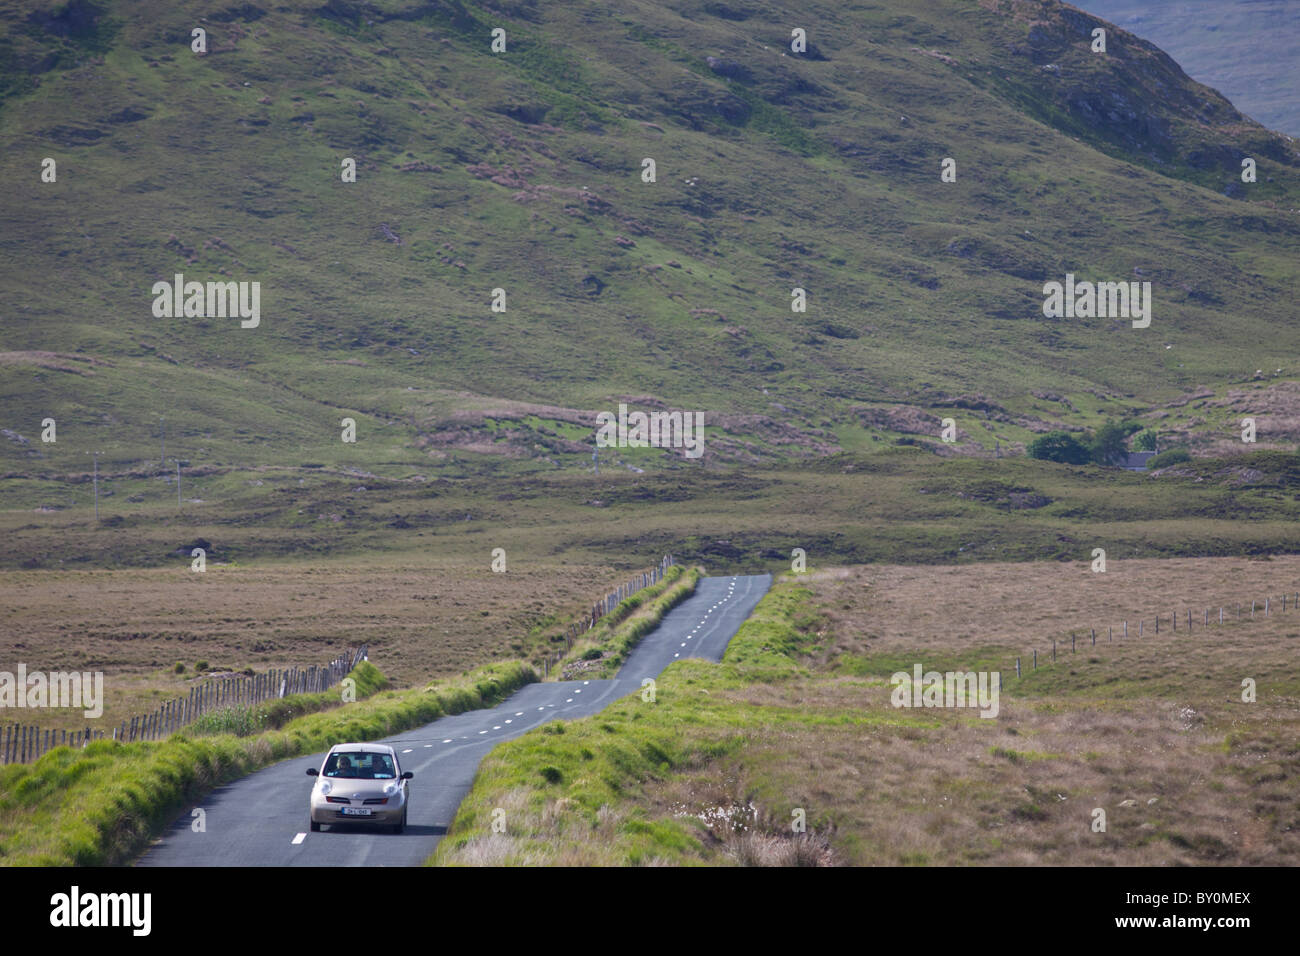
xmin=307 ymin=743 xmax=413 ymax=833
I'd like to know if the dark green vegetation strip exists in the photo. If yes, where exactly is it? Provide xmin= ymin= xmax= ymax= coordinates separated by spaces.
xmin=0 ymin=660 xmax=535 ymax=866
xmin=9 ymin=448 xmax=1300 ymax=573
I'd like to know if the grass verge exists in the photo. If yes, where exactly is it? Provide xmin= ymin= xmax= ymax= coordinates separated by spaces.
xmin=557 ymin=565 xmax=701 ymax=679
xmin=0 ymin=660 xmax=535 ymax=866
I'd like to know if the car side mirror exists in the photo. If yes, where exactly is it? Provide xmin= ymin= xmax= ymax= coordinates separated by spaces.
xmin=306 ymin=768 xmax=319 ymax=776
xmin=401 ymin=771 xmax=414 ymax=780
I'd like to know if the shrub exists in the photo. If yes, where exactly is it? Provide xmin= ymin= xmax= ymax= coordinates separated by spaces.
xmin=1148 ymin=448 xmax=1191 ymax=469
xmin=1089 ymin=419 xmax=1132 ymax=466
xmin=1027 ymin=431 xmax=1091 ymax=464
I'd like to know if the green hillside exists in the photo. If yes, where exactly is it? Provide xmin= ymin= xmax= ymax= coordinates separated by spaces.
xmin=2 ymin=0 xmax=1298 ymax=485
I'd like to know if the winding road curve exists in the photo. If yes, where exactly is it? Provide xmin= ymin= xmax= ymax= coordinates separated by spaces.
xmin=138 ymin=573 xmax=771 ymax=866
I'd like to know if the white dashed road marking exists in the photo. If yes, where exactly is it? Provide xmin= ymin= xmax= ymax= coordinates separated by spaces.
xmin=292 ymin=833 xmax=306 ymax=845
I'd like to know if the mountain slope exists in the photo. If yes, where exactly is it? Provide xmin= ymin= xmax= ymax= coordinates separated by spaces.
xmin=2 ymin=0 xmax=1298 ymax=478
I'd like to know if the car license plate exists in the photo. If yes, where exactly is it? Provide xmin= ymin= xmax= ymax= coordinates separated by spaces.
xmin=342 ymin=807 xmax=372 ymax=816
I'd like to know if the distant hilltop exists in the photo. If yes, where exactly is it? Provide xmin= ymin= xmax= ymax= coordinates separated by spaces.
xmin=1076 ymin=1 xmax=1300 ymax=137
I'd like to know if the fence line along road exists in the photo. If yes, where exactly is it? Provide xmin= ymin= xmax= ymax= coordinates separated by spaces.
xmin=1 ymin=645 xmax=368 ymax=765
xmin=544 ymin=555 xmax=675 ymax=678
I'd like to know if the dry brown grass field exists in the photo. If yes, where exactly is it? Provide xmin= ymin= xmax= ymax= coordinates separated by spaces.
xmin=656 ymin=561 xmax=1300 ymax=865
xmin=0 ymin=555 xmax=626 ymax=732
xmin=814 ymin=555 xmax=1300 ymax=664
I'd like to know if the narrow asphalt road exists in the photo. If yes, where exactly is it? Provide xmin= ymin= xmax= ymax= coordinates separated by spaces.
xmin=138 ymin=573 xmax=771 ymax=866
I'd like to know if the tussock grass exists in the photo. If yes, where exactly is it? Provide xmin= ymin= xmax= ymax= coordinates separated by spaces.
xmin=186 ymin=661 xmax=389 ymax=737
xmin=0 ymin=660 xmax=534 ymax=866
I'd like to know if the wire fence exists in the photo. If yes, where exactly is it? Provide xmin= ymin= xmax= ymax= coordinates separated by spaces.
xmin=543 ymin=554 xmax=676 ymax=678
xmin=1 ymin=645 xmax=368 ymax=765
xmin=1013 ymin=591 xmax=1298 ymax=677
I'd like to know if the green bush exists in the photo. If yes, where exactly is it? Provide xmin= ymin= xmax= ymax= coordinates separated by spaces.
xmin=1089 ymin=419 xmax=1133 ymax=466
xmin=1133 ymin=429 xmax=1159 ymax=451
xmin=1027 ymin=431 xmax=1091 ymax=465
xmin=1148 ymin=448 xmax=1191 ymax=469
xmin=189 ymin=707 xmax=268 ymax=738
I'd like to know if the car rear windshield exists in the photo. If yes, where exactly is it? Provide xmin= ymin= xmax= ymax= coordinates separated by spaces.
xmin=323 ymin=752 xmax=397 ymax=779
